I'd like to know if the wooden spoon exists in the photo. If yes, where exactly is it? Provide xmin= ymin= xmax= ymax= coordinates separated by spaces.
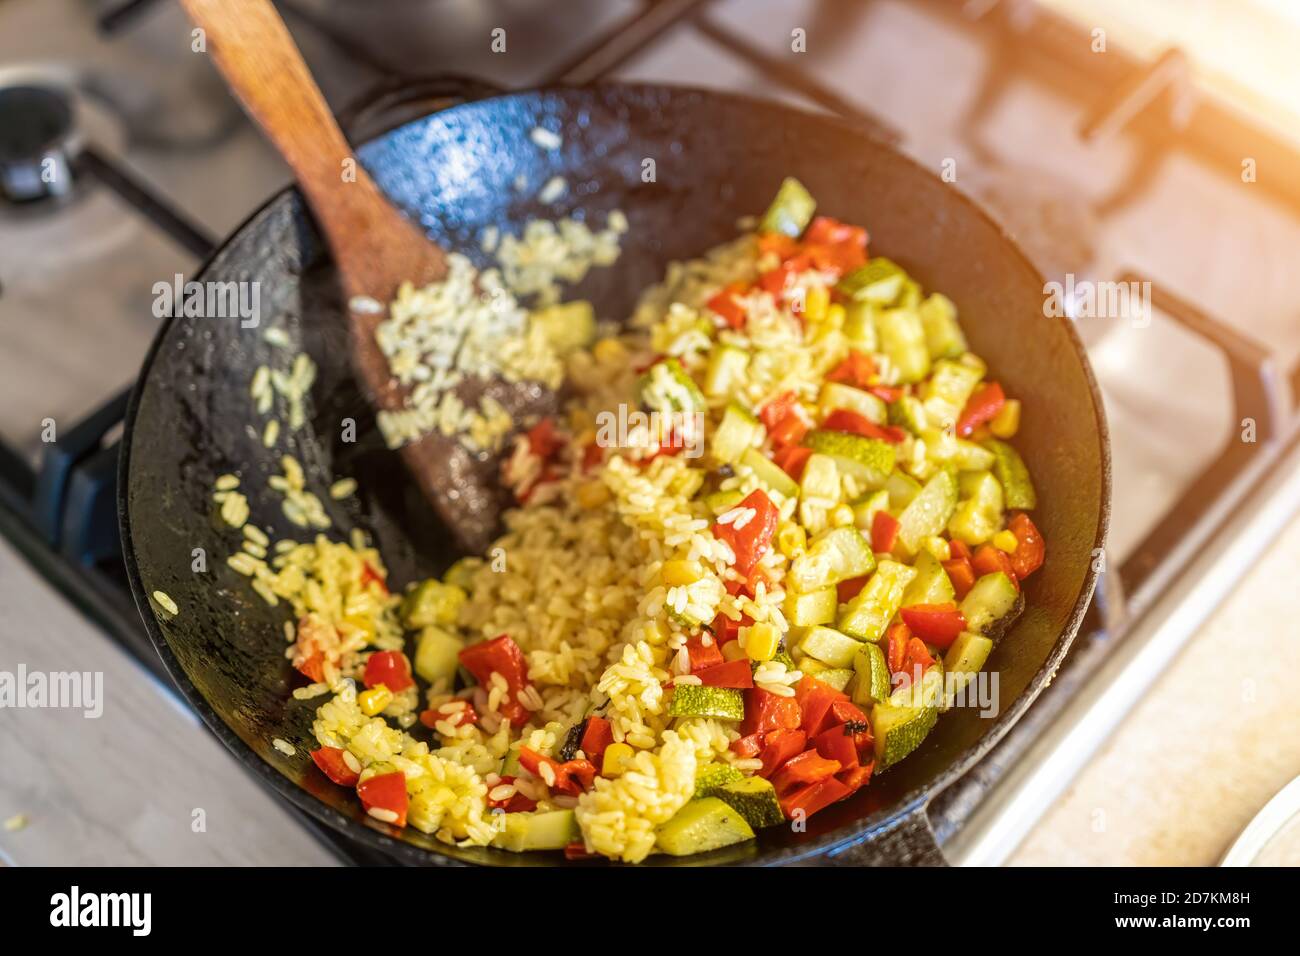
xmin=180 ymin=0 xmax=552 ymax=553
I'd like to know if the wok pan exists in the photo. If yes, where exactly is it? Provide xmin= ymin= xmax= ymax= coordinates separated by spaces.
xmin=119 ymin=83 xmax=1110 ymax=865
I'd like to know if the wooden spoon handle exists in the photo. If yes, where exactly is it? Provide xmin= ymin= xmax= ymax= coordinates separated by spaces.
xmin=178 ymin=0 xmax=441 ymax=284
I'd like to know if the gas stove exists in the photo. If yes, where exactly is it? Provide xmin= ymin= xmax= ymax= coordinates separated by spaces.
xmin=2 ymin=0 xmax=1299 ymax=865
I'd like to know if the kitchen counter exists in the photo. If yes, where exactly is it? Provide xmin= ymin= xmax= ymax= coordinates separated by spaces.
xmin=2 ymin=508 xmax=1297 ymax=866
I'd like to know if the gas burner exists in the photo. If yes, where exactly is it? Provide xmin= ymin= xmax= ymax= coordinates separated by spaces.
xmin=0 ymin=79 xmax=81 ymax=207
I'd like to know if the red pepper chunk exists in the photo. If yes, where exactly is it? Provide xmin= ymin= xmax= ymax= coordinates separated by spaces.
xmin=780 ymin=775 xmax=851 ymax=821
xmin=899 ymin=603 xmax=967 ymax=649
xmin=579 ymin=716 xmax=613 ymax=768
xmin=419 ymin=702 xmax=479 ymax=730
xmin=564 ymin=841 xmax=598 ymax=861
xmin=712 ymin=489 xmax=779 ymax=577
xmin=802 ymin=217 xmax=868 ymax=276
xmin=866 ymin=384 xmax=904 ymax=404
xmin=943 ymin=557 xmax=977 ymax=599
xmin=310 ymin=747 xmax=360 ymax=787
xmin=836 ymin=574 xmax=870 ymax=604
xmin=742 ymin=686 xmax=803 ymax=737
xmin=1007 ymin=512 xmax=1045 ymax=579
xmin=826 ymin=351 xmax=876 ymax=389
xmin=363 ymin=650 xmax=414 ymax=693
xmin=295 ymin=651 xmax=325 ymax=684
xmin=813 ymin=725 xmax=860 ymax=769
xmin=458 ymin=635 xmax=532 ymax=727
xmin=774 ymin=444 xmax=814 ymax=480
xmin=731 ymin=733 xmax=764 ymax=759
xmin=871 ymin=509 xmax=900 ymax=554
xmin=707 ymin=282 xmax=750 ymax=329
xmin=838 ymin=762 xmax=875 ymax=795
xmin=710 ymin=612 xmax=750 ymax=646
xmin=896 ymin=638 xmax=935 ymax=688
xmin=759 ymin=728 xmax=807 ymax=778
xmin=956 ymin=382 xmax=1006 ymax=437
xmin=526 ymin=417 xmax=562 ymax=458
xmin=759 ymin=392 xmax=800 ymax=431
xmin=759 ymin=255 xmax=811 ymax=298
xmin=972 ymin=545 xmax=1020 ymax=590
xmin=486 ymin=775 xmax=538 ymax=813
xmin=772 ymin=749 xmax=843 ymax=796
xmin=795 ymin=676 xmax=849 ymax=738
xmin=885 ymin=622 xmax=910 ymax=676
xmin=827 ymin=698 xmax=869 ymax=727
xmin=359 ymin=562 xmax=389 ymax=595
xmin=769 ymin=409 xmax=811 ymax=449
xmin=357 ymin=771 xmax=408 ymax=827
xmin=822 ymin=409 xmax=907 ymax=444
xmin=695 ymin=659 xmax=755 ymax=689
xmin=518 ymin=747 xmax=598 ymax=795
xmin=685 ymin=636 xmax=725 ymax=673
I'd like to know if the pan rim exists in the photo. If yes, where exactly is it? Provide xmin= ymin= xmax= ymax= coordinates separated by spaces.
xmin=117 ymin=80 xmax=1111 ymax=866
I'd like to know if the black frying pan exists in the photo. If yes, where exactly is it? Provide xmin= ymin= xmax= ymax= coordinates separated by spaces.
xmin=119 ymin=83 xmax=1110 ymax=865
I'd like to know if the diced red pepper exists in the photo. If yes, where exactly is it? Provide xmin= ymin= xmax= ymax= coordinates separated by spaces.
xmin=896 ymin=637 xmax=935 ymax=688
xmin=758 ymin=255 xmax=811 ymax=298
xmin=973 ymin=544 xmax=1020 ymax=590
xmin=458 ymin=635 xmax=532 ymax=727
xmin=802 ymin=217 xmax=868 ymax=276
xmin=742 ymin=686 xmax=803 ymax=737
xmin=707 ymin=282 xmax=750 ymax=329
xmin=827 ymin=698 xmax=869 ymax=726
xmin=813 ymin=725 xmax=860 ymax=769
xmin=825 ymin=351 xmax=877 ymax=389
xmin=885 ymin=622 xmax=910 ymax=677
xmin=838 ymin=761 xmax=875 ymax=795
xmin=822 ymin=408 xmax=907 ymax=444
xmin=769 ymin=409 xmax=811 ymax=449
xmin=723 ymin=568 xmax=768 ymax=599
xmin=731 ymin=733 xmax=764 ymax=759
xmin=759 ymin=392 xmax=800 ymax=431
xmin=582 ymin=441 xmax=604 ymax=472
xmin=486 ymin=775 xmax=538 ymax=813
xmin=310 ymin=747 xmax=360 ymax=787
xmin=526 ymin=417 xmax=562 ymax=458
xmin=357 ymin=771 xmax=408 ymax=827
xmin=1007 ymin=512 xmax=1045 ymax=580
xmin=363 ymin=650 xmax=414 ymax=693
xmin=419 ymin=701 xmax=479 ymax=730
xmin=795 ymin=676 xmax=849 ymax=738
xmin=685 ymin=636 xmax=725 ymax=673
xmin=899 ymin=603 xmax=967 ymax=649
xmin=773 ymin=750 xmax=843 ymax=797
xmin=774 ymin=444 xmax=814 ymax=480
xmin=518 ymin=747 xmax=599 ymax=796
xmin=836 ymin=574 xmax=870 ymax=604
xmin=871 ymin=509 xmax=900 ymax=554
xmin=956 ymin=382 xmax=1006 ymax=437
xmin=949 ymin=539 xmax=972 ymax=561
xmin=359 ymin=562 xmax=388 ymax=594
xmin=780 ymin=775 xmax=851 ymax=820
xmin=710 ymin=612 xmax=750 ymax=645
xmin=866 ymin=384 xmax=904 ymax=403
xmin=295 ymin=651 xmax=325 ymax=684
xmin=579 ymin=715 xmax=613 ymax=767
xmin=712 ymin=488 xmax=779 ymax=577
xmin=564 ymin=841 xmax=597 ymax=861
xmin=759 ymin=728 xmax=808 ymax=778
xmin=694 ymin=659 xmax=755 ymax=689
xmin=757 ymin=231 xmax=801 ymax=260
xmin=943 ymin=557 xmax=977 ymax=599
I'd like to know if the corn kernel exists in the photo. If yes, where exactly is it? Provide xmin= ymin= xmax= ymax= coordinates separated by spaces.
xmin=929 ymin=536 xmax=953 ymax=561
xmin=989 ymin=399 xmax=1021 ymax=439
xmin=777 ymin=522 xmax=807 ymax=558
xmin=602 ymin=742 xmax=636 ymax=777
xmin=576 ymin=480 xmax=611 ymax=509
xmin=993 ymin=530 xmax=1019 ymax=553
xmin=744 ymin=622 xmax=780 ymax=663
xmin=959 ymin=351 xmax=987 ymax=375
xmin=358 ymin=684 xmax=393 ymax=716
xmin=831 ymin=504 xmax=856 ymax=528
xmin=803 ymin=284 xmax=830 ymax=323
xmin=824 ymin=303 xmax=846 ymax=330
xmin=593 ymin=338 xmax=626 ymax=365
xmin=662 ymin=559 xmax=704 ymax=586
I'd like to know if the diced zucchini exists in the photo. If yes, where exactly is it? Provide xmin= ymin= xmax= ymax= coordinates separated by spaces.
xmin=711 ymin=402 xmax=760 ymax=465
xmin=838 ymin=560 xmax=918 ymax=642
xmin=874 ymin=308 xmax=930 ymax=384
xmin=901 ymin=550 xmax=956 ymax=607
xmin=785 ymin=586 xmax=839 ymax=627
xmin=851 ymin=489 xmax=890 ymax=533
xmin=947 ymin=470 xmax=1004 ymax=547
xmin=921 ymin=359 xmax=984 ymax=430
xmin=716 ymin=777 xmax=784 ymax=830
xmin=798 ymin=453 xmax=841 ymax=503
xmin=804 ymin=430 xmax=896 ymax=485
xmin=694 ymin=762 xmax=745 ymax=799
xmin=944 ymin=631 xmax=994 ymax=678
xmin=798 ymin=625 xmax=863 ymax=669
xmin=704 ymin=345 xmax=750 ymax=399
xmin=402 ymin=579 xmax=467 ymax=629
xmin=888 ymin=395 xmax=927 ymax=436
xmin=740 ymin=447 xmax=800 ymax=500
xmin=985 ymin=439 xmax=1037 ymax=510
xmin=655 ymin=797 xmax=755 ymax=856
xmin=872 ymin=666 xmax=943 ymax=769
xmin=668 ymin=685 xmax=745 ymax=721
xmin=442 ymin=557 xmax=480 ymax=591
xmin=897 ymin=279 xmax=923 ymax=310
xmin=413 ymin=625 xmax=464 ymax=685
xmin=838 ymin=257 xmax=906 ymax=305
xmin=959 ymin=572 xmax=1024 ymax=640
xmin=843 ymin=300 xmax=878 ymax=350
xmin=816 ymin=667 xmax=855 ymax=692
xmin=531 ymin=300 xmax=596 ymax=356
xmin=818 ymin=382 xmax=886 ymax=424
xmin=500 ymin=748 xmax=522 ymax=778
xmin=894 ymin=469 xmax=958 ymax=556
xmin=851 ymin=641 xmax=891 ymax=707
xmin=885 ymin=469 xmax=923 ymax=509
xmin=704 ymin=489 xmax=745 ymax=515
xmin=918 ymin=293 xmax=967 ymax=359
xmin=789 ymin=527 xmax=875 ymax=592
xmin=491 ymin=809 xmax=579 ymax=852
xmin=759 ymin=177 xmax=816 ymax=238
xmin=639 ymin=357 xmax=705 ymax=414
